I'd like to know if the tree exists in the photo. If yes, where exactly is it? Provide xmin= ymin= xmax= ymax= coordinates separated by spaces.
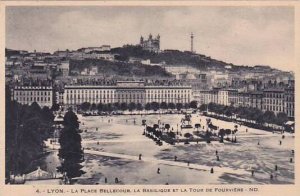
xmin=205 ymin=130 xmax=212 ymax=143
xmin=276 ymin=112 xmax=288 ymax=126
xmin=184 ymin=132 xmax=192 ymax=138
xmin=224 ymin=106 xmax=234 ymax=119
xmin=184 ymin=103 xmax=190 ymax=110
xmin=51 ymin=103 xmax=60 ymax=111
xmin=160 ymin=102 xmax=168 ymax=110
xmin=128 ymin=102 xmax=136 ymax=112
xmin=146 ymin=126 xmax=153 ymax=134
xmin=199 ymin=104 xmax=207 ymax=112
xmin=106 ymin=103 xmax=113 ymax=113
xmin=120 ymin=102 xmax=128 ymax=111
xmin=176 ymin=103 xmax=183 ymax=111
xmin=90 ymin=103 xmax=97 ymax=111
xmin=145 ymin=103 xmax=151 ymax=111
xmin=5 ymin=87 xmax=54 ymax=179
xmin=57 ymin=109 xmax=85 ymax=182
xmin=218 ymin=129 xmax=226 ymax=143
xmin=153 ymin=124 xmax=159 ymax=130
xmin=195 ymin=123 xmax=201 ymax=131
xmin=168 ymin=102 xmax=175 ymax=110
xmin=208 ymin=102 xmax=216 ymax=113
xmin=190 ymin=101 xmax=198 ymax=109
xmin=80 ymin=102 xmax=91 ymax=112
xmin=225 ymin=129 xmax=232 ymax=139
xmin=41 ymin=106 xmax=55 ymax=122
xmin=97 ymin=103 xmax=104 ymax=112
xmin=165 ymin=124 xmax=170 ymax=131
xmin=151 ymin=102 xmax=160 ymax=111
xmin=262 ymin=111 xmax=276 ymax=126
xmin=136 ymin=103 xmax=143 ymax=111
xmin=113 ymin=102 xmax=120 ymax=110
xmin=168 ymin=131 xmax=176 ymax=138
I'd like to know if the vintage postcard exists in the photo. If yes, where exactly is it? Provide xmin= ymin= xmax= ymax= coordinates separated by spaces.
xmin=0 ymin=1 xmax=299 ymax=196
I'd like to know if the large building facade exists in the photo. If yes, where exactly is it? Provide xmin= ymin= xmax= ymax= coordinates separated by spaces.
xmin=197 ymin=87 xmax=294 ymax=118
xmin=285 ymin=86 xmax=295 ymax=118
xmin=262 ymin=89 xmax=285 ymax=115
xmin=12 ymin=86 xmax=53 ymax=108
xmin=64 ymin=86 xmax=115 ymax=106
xmin=63 ymin=81 xmax=192 ymax=107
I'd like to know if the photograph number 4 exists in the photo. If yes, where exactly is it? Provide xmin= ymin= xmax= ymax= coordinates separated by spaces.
xmin=1 ymin=1 xmax=299 ymax=195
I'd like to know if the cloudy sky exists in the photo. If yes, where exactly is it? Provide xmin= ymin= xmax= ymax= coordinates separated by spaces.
xmin=6 ymin=6 xmax=294 ymax=70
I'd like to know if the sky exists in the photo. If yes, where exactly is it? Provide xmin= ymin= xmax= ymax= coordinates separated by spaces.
xmin=6 ymin=6 xmax=295 ymax=71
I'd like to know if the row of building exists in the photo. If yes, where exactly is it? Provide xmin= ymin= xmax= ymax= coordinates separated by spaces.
xmin=11 ymin=81 xmax=192 ymax=108
xmin=10 ymin=81 xmax=295 ymax=118
xmin=197 ymin=85 xmax=294 ymax=118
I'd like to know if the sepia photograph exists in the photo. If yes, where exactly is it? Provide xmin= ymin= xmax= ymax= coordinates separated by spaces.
xmin=2 ymin=2 xmax=297 ymax=193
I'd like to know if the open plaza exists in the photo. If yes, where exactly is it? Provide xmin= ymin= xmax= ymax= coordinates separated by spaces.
xmin=45 ymin=112 xmax=294 ymax=185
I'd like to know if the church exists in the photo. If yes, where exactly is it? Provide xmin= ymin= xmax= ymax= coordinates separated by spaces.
xmin=139 ymin=34 xmax=160 ymax=53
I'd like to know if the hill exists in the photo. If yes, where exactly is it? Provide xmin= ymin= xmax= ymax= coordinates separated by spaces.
xmin=111 ymin=45 xmax=232 ymax=71
xmin=69 ymin=59 xmax=172 ymax=78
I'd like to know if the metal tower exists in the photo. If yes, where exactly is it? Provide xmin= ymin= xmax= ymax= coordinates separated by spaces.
xmin=191 ymin=32 xmax=194 ymax=53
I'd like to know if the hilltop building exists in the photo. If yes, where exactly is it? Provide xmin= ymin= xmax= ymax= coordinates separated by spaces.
xmin=140 ymin=34 xmax=160 ymax=53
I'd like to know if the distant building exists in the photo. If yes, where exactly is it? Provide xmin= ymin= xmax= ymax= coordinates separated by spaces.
xmin=58 ymin=61 xmax=69 ymax=77
xmin=199 ymin=88 xmax=218 ymax=105
xmin=79 ymin=45 xmax=111 ymax=53
xmin=141 ymin=59 xmax=151 ymax=65
xmin=199 ymin=90 xmax=212 ymax=105
xmin=284 ymin=85 xmax=294 ymax=118
xmin=228 ymin=89 xmax=239 ymax=107
xmin=238 ymin=92 xmax=250 ymax=107
xmin=218 ymin=89 xmax=229 ymax=106
xmin=12 ymin=86 xmax=53 ymax=108
xmin=128 ymin=57 xmax=143 ymax=64
xmin=29 ymin=61 xmax=50 ymax=79
xmin=140 ymin=34 xmax=160 ymax=53
xmin=53 ymin=50 xmax=69 ymax=58
xmin=84 ymin=51 xmax=115 ymax=61
xmin=69 ymin=51 xmax=84 ymax=60
xmin=249 ymin=91 xmax=263 ymax=110
xmin=262 ymin=88 xmax=285 ymax=115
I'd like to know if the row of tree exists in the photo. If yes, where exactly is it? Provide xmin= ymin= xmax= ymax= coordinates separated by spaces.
xmin=199 ymin=103 xmax=289 ymax=127
xmin=5 ymin=87 xmax=54 ymax=180
xmin=79 ymin=101 xmax=198 ymax=112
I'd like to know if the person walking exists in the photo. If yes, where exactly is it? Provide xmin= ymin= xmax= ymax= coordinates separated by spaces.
xmin=251 ymin=170 xmax=255 ymax=177
xmin=139 ymin=154 xmax=142 ymax=160
xmin=157 ymin=168 xmax=160 ymax=174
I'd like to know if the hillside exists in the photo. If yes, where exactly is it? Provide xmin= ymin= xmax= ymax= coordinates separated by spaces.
xmin=111 ymin=45 xmax=232 ymax=71
xmin=70 ymin=59 xmax=172 ymax=78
